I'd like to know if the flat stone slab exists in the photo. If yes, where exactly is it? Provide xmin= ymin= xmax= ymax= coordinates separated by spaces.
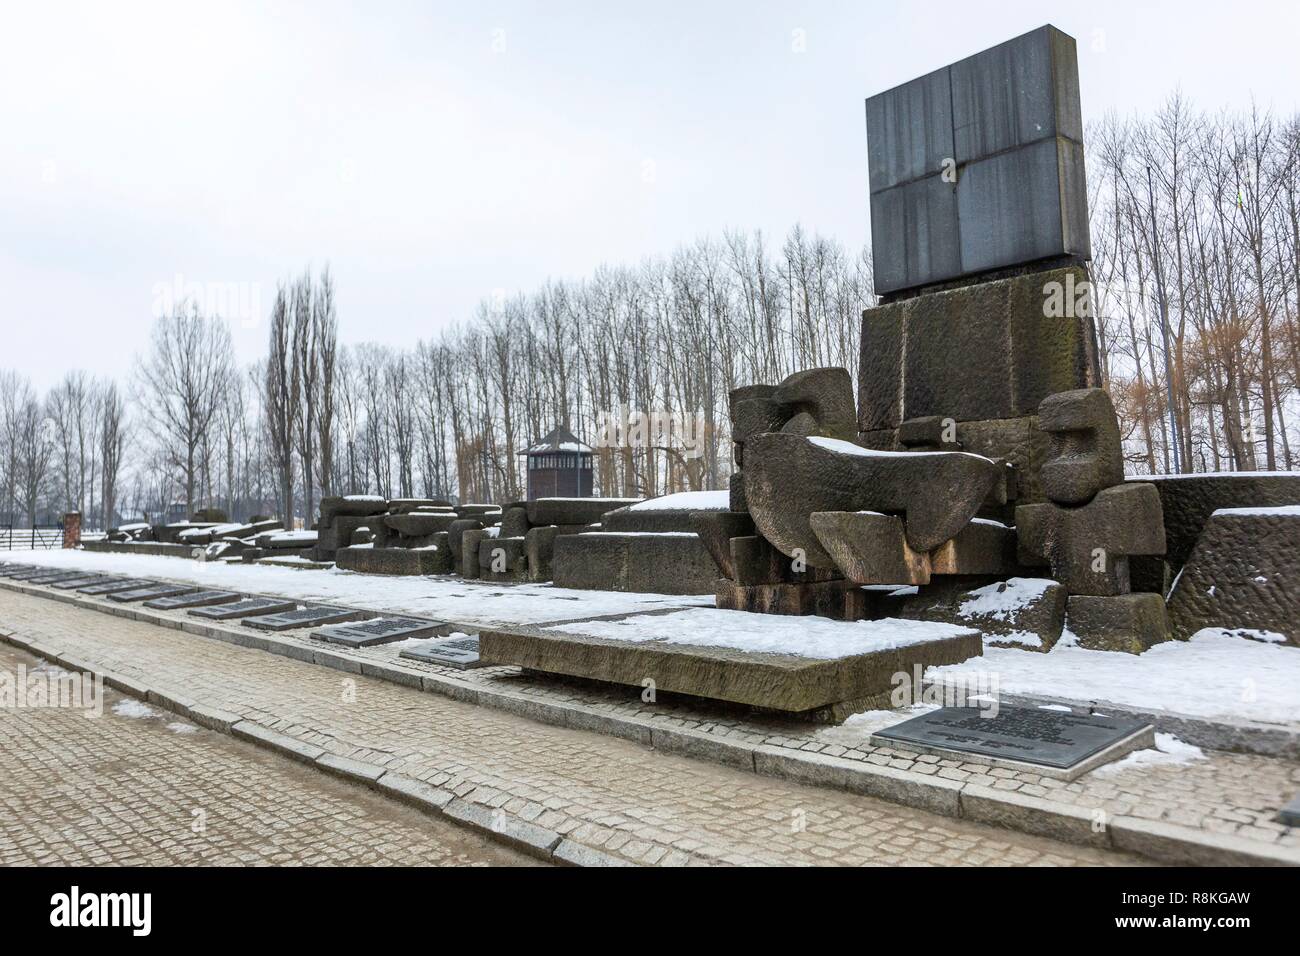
xmin=314 ymin=617 xmax=452 ymax=648
xmin=872 ymin=705 xmax=1154 ymax=781
xmin=1277 ymin=793 xmax=1300 ymax=827
xmin=109 ymin=583 xmax=198 ymax=603
xmin=242 ymin=606 xmax=368 ymax=632
xmin=399 ymin=634 xmax=485 ymax=669
xmin=189 ymin=598 xmax=299 ymax=621
xmin=144 ymin=590 xmax=244 ymax=611
xmin=50 ymin=575 xmax=116 ymax=590
xmin=3 ymin=566 xmax=60 ymax=581
xmin=479 ymin=610 xmax=982 ymax=718
xmin=78 ymin=578 xmax=156 ymax=595
xmin=26 ymin=570 xmax=93 ymax=585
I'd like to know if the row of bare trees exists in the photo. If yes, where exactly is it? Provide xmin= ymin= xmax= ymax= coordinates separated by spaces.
xmin=7 ymin=97 xmax=1297 ymax=529
xmin=1090 ymin=97 xmax=1300 ymax=474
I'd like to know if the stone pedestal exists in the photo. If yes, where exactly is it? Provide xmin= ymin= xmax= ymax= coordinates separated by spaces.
xmin=62 ymin=512 xmax=81 ymax=549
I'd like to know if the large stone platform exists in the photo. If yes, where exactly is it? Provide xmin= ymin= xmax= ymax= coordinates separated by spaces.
xmin=552 ymin=532 xmax=718 ymax=595
xmin=336 ymin=545 xmax=453 ymax=576
xmin=478 ymin=608 xmax=982 ymax=720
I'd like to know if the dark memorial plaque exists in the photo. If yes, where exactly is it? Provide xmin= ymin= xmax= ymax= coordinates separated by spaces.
xmin=189 ymin=597 xmax=298 ymax=621
xmin=109 ymin=583 xmax=198 ymax=603
xmin=0 ymin=565 xmax=41 ymax=578
xmin=314 ymin=617 xmax=450 ymax=648
xmin=79 ymin=578 xmax=154 ymax=595
xmin=6 ymin=567 xmax=57 ymax=581
xmin=242 ymin=606 xmax=366 ymax=632
xmin=28 ymin=570 xmax=90 ymax=585
xmin=51 ymin=575 xmax=114 ymax=590
xmin=873 ymin=705 xmax=1152 ymax=776
xmin=399 ymin=633 xmax=485 ymax=670
xmin=1278 ymin=792 xmax=1300 ymax=828
xmin=144 ymin=589 xmax=242 ymax=610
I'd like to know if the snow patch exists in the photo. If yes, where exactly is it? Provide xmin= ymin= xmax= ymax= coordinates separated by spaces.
xmin=112 ymin=699 xmax=159 ymax=719
xmin=1093 ymin=733 xmax=1206 ymax=776
xmin=957 ymin=577 xmax=1055 ymax=621
xmin=626 ymin=491 xmax=729 ymax=512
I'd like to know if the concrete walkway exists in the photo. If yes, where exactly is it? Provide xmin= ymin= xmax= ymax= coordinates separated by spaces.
xmin=0 ymin=588 xmax=1140 ymax=866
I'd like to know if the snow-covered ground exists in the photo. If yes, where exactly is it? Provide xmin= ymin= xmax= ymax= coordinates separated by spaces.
xmin=929 ymin=628 xmax=1300 ymax=727
xmin=625 ymin=490 xmax=728 ymax=511
xmin=549 ymin=609 xmax=974 ymax=659
xmin=0 ymin=550 xmax=710 ymax=626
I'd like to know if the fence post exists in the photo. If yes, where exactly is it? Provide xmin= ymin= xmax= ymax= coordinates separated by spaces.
xmin=62 ymin=512 xmax=81 ymax=549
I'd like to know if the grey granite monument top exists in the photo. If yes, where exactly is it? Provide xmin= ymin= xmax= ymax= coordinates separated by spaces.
xmin=399 ymin=634 xmax=485 ymax=669
xmin=144 ymin=589 xmax=243 ymax=611
xmin=189 ymin=597 xmax=298 ymax=620
xmin=872 ymin=705 xmax=1152 ymax=778
xmin=78 ymin=578 xmax=154 ymax=595
xmin=866 ymin=24 xmax=1090 ymax=296
xmin=241 ymin=605 xmax=366 ymax=632
xmin=314 ymin=617 xmax=451 ymax=648
xmin=108 ymin=583 xmax=197 ymax=603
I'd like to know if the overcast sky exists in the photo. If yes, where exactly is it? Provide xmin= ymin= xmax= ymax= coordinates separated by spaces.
xmin=3 ymin=0 xmax=1298 ymax=391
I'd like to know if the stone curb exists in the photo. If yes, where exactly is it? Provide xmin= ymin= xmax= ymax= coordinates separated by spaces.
xmin=2 ymin=575 xmax=1297 ymax=867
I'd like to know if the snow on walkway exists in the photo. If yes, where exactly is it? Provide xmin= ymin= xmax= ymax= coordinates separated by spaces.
xmin=0 ymin=550 xmax=709 ymax=627
xmin=928 ymin=628 xmax=1300 ymax=727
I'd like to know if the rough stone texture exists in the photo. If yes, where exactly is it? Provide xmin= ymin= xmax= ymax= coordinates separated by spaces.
xmin=553 ymin=533 xmax=718 ymax=595
xmin=1017 ymin=483 xmax=1166 ymax=595
xmin=603 ymin=506 xmax=709 ymax=534
xmin=500 ymin=505 xmax=531 ymax=539
xmin=388 ymin=498 xmax=452 ymax=514
xmin=1067 ymin=594 xmax=1170 ymax=654
xmin=525 ymin=526 xmax=559 ymax=583
xmin=446 ymin=519 xmax=484 ymax=565
xmin=745 ymin=432 xmax=1001 ymax=566
xmin=1038 ymin=388 xmax=1124 ymax=505
xmin=456 ymin=504 xmax=503 ymax=520
xmin=1166 ymin=508 xmax=1300 ymax=645
xmin=810 ymin=512 xmax=931 ymax=585
xmin=318 ymin=514 xmax=381 ymax=555
xmin=729 ymin=384 xmax=785 ymax=466
xmin=479 ymin=622 xmax=982 ymax=716
xmin=525 ymin=498 xmax=638 ymax=527
xmin=460 ymin=529 xmax=488 ymax=580
xmin=336 ymin=546 xmax=452 ymax=576
xmin=770 ymin=368 xmax=857 ymax=441
xmin=729 ymin=471 xmax=748 ymax=512
xmin=951 ymin=578 xmax=1067 ymax=651
xmin=383 ymin=512 xmax=460 ymax=538
xmin=479 ymin=535 xmax=528 ymax=581
xmin=929 ymin=519 xmax=1018 ymax=576
xmin=320 ymin=496 xmax=389 ymax=524
xmin=1130 ymin=473 xmax=1300 ymax=570
xmin=897 ymin=416 xmax=962 ymax=451
xmin=866 ymin=25 xmax=1089 ymax=295
xmin=729 ymin=535 xmax=794 ymax=586
xmin=858 ymin=266 xmax=1099 ymax=431
xmin=691 ymin=511 xmax=757 ymax=579
xmin=716 ymin=580 xmax=857 ymax=618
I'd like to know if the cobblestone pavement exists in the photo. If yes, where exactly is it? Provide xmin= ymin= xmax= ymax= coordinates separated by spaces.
xmin=0 ymin=642 xmax=534 ymax=866
xmin=0 ymin=589 xmax=1142 ymax=866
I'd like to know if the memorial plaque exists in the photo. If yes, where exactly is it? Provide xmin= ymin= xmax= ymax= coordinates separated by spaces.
xmin=189 ymin=597 xmax=298 ymax=621
xmin=399 ymin=634 xmax=485 ymax=670
xmin=5 ymin=567 xmax=57 ymax=581
xmin=78 ymin=578 xmax=154 ymax=595
xmin=1278 ymin=792 xmax=1300 ymax=828
xmin=109 ymin=583 xmax=198 ymax=603
xmin=0 ymin=565 xmax=40 ymax=578
xmin=242 ymin=606 xmax=366 ymax=632
xmin=872 ymin=705 xmax=1152 ymax=778
xmin=51 ymin=575 xmax=114 ymax=590
xmin=314 ymin=616 xmax=451 ymax=648
xmin=866 ymin=25 xmax=1089 ymax=296
xmin=144 ymin=590 xmax=243 ymax=611
xmin=27 ymin=570 xmax=90 ymax=585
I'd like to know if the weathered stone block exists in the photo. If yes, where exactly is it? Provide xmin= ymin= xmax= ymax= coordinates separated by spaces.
xmin=857 ymin=267 xmax=1098 ymax=431
xmin=744 ymin=432 xmax=1001 ymax=566
xmin=1038 ymin=388 xmax=1124 ymax=505
xmin=460 ymin=529 xmax=488 ymax=579
xmin=500 ymin=505 xmax=530 ymax=539
xmin=809 ymin=512 xmax=931 ymax=585
xmin=1130 ymin=473 xmax=1300 ymax=570
xmin=1067 ymin=593 xmax=1169 ymax=654
xmin=691 ymin=511 xmax=757 ymax=579
xmin=335 ymin=546 xmax=452 ymax=576
xmin=479 ymin=534 xmax=528 ymax=580
xmin=525 ymin=498 xmax=638 ymax=527
xmin=771 ymin=367 xmax=857 ymax=441
xmin=928 ymin=518 xmax=1017 ymax=576
xmin=1165 ymin=507 xmax=1300 ymax=645
xmin=446 ymin=518 xmax=483 ymax=565
xmin=552 ymin=532 xmax=717 ymax=595
xmin=952 ymin=577 xmax=1067 ymax=651
xmin=1017 ymin=483 xmax=1165 ymax=596
xmin=729 ymin=535 xmax=792 ymax=586
xmin=729 ymin=470 xmax=748 ymax=512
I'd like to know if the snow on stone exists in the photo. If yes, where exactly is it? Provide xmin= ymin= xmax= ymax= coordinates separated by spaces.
xmin=1130 ymin=471 xmax=1297 ymax=481
xmin=988 ymin=630 xmax=1044 ymax=649
xmin=1093 ymin=733 xmax=1206 ymax=776
xmin=808 ymin=436 xmax=993 ymax=463
xmin=957 ymin=577 xmax=1055 ymax=622
xmin=580 ymin=531 xmax=697 ymax=538
xmin=547 ymin=609 xmax=975 ymax=660
xmin=112 ymin=699 xmax=158 ymax=719
xmin=1 ymin=550 xmax=711 ymax=626
xmin=929 ymin=629 xmax=1300 ymax=726
xmin=166 ymin=721 xmax=199 ymax=735
xmin=626 ymin=491 xmax=729 ymax=512
xmin=262 ymin=530 xmax=317 ymax=544
xmin=1195 ymin=626 xmax=1287 ymax=645
xmin=344 ymin=494 xmax=387 ymax=503
xmin=1211 ymin=505 xmax=1300 ymax=518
